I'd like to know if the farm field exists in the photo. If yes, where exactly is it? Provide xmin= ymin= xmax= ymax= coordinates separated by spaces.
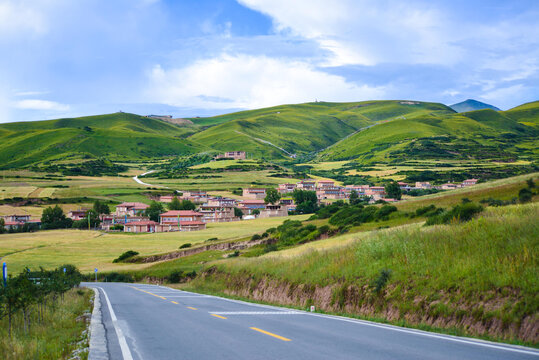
xmin=0 ymin=215 xmax=308 ymax=273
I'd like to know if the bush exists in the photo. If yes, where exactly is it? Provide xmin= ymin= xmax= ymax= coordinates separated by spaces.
xmin=112 ymin=250 xmax=139 ymax=263
xmin=206 ymin=237 xmax=218 ymax=242
xmin=227 ymin=250 xmax=240 ymax=258
xmin=103 ymin=272 xmax=134 ymax=283
xmin=263 ymin=244 xmax=278 ymax=253
xmin=426 ymin=202 xmax=483 ymax=225
xmin=251 ymin=234 xmax=262 ymax=241
xmin=319 ymin=225 xmax=330 ymax=234
xmin=110 ymin=224 xmax=124 ymax=231
xmin=179 ymin=243 xmax=192 ymax=249
xmin=373 ymin=269 xmax=392 ymax=293
xmin=519 ymin=188 xmax=533 ymax=203
xmin=168 ymin=270 xmax=185 ymax=283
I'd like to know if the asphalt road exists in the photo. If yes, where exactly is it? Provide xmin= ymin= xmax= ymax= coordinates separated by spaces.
xmin=84 ymin=282 xmax=539 ymax=360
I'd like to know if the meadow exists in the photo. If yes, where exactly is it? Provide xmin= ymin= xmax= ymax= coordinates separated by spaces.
xmin=0 ymin=215 xmax=308 ymax=273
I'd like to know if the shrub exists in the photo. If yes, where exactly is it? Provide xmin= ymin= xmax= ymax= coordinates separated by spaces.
xmin=227 ymin=250 xmax=240 ymax=258
xmin=426 ymin=202 xmax=483 ymax=225
xmin=251 ymin=234 xmax=262 ymax=241
xmin=179 ymin=243 xmax=192 ymax=249
xmin=319 ymin=225 xmax=330 ymax=234
xmin=519 ymin=188 xmax=533 ymax=203
xmin=103 ymin=272 xmax=134 ymax=282
xmin=112 ymin=250 xmax=139 ymax=263
xmin=206 ymin=237 xmax=218 ymax=242
xmin=263 ymin=244 xmax=278 ymax=253
xmin=373 ymin=269 xmax=392 ymax=293
xmin=168 ymin=270 xmax=185 ymax=283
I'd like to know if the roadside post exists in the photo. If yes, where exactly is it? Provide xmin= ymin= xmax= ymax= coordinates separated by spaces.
xmin=310 ymin=305 xmax=315 ymax=312
xmin=3 ymin=262 xmax=7 ymax=287
xmin=94 ymin=268 xmax=98 ymax=282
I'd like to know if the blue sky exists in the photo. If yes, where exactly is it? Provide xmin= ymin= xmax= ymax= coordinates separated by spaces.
xmin=1 ymin=0 xmax=538 ymax=123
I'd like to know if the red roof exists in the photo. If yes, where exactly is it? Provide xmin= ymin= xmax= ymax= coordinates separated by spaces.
xmin=4 ymin=221 xmax=24 ymax=226
xmin=179 ymin=221 xmax=205 ymax=226
xmin=160 ymin=210 xmax=202 ymax=217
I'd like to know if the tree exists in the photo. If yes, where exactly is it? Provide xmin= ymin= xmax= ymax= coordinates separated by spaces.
xmin=168 ymin=196 xmax=182 ymax=210
xmin=519 ymin=188 xmax=532 ymax=203
xmin=349 ymin=190 xmax=360 ymax=205
xmin=292 ymin=189 xmax=318 ymax=214
xmin=178 ymin=199 xmax=196 ymax=210
xmin=0 ymin=218 xmax=4 ymax=234
xmin=93 ymin=200 xmax=110 ymax=215
xmin=385 ymin=181 xmax=402 ymax=200
xmin=526 ymin=178 xmax=535 ymax=189
xmin=41 ymin=205 xmax=72 ymax=229
xmin=72 ymin=209 xmax=101 ymax=229
xmin=252 ymin=209 xmax=261 ymax=216
xmin=144 ymin=201 xmax=164 ymax=222
xmin=234 ymin=207 xmax=244 ymax=219
xmin=265 ymin=188 xmax=281 ymax=205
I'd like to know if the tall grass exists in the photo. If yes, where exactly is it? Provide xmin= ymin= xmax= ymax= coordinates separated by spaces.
xmin=0 ymin=288 xmax=92 ymax=360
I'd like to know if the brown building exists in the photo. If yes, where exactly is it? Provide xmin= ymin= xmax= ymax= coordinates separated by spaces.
xmin=124 ymin=220 xmax=158 ymax=233
xmin=158 ymin=210 xmax=206 ymax=231
xmin=242 ymin=188 xmax=266 ymax=200
xmin=214 ymin=151 xmax=246 ymax=160
xmin=115 ymin=202 xmax=149 ymax=216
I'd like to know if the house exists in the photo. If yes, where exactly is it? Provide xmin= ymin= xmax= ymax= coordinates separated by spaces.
xmin=441 ymin=183 xmax=459 ymax=190
xmin=398 ymin=182 xmax=412 ymax=191
xmin=182 ymin=191 xmax=208 ymax=204
xmin=296 ymin=180 xmax=316 ymax=191
xmin=214 ymin=151 xmax=246 ymax=160
xmin=316 ymin=180 xmax=335 ymax=189
xmin=158 ymin=210 xmax=206 ymax=231
xmin=242 ymin=188 xmax=266 ymax=200
xmin=238 ymin=199 xmax=266 ymax=215
xmin=259 ymin=204 xmax=288 ymax=218
xmin=344 ymin=185 xmax=370 ymax=197
xmin=365 ymin=186 xmax=386 ymax=200
xmin=124 ymin=220 xmax=158 ymax=233
xmin=206 ymin=197 xmax=237 ymax=207
xmin=198 ymin=205 xmax=237 ymax=223
xmin=317 ymin=186 xmax=345 ymax=200
xmin=68 ymin=209 xmax=88 ymax=221
xmin=415 ymin=182 xmax=432 ymax=189
xmin=159 ymin=195 xmax=175 ymax=203
xmin=115 ymin=202 xmax=149 ymax=216
xmin=1 ymin=215 xmax=40 ymax=230
xmin=463 ymin=179 xmax=478 ymax=186
xmin=278 ymin=183 xmax=296 ymax=194
xmin=100 ymin=215 xmax=149 ymax=230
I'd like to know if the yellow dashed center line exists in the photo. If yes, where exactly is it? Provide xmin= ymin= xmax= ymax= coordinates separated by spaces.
xmin=187 ymin=307 xmax=198 ymax=310
xmin=171 ymin=301 xmax=179 ymax=304
xmin=211 ymin=314 xmax=227 ymax=319
xmin=250 ymin=327 xmax=291 ymax=342
xmin=131 ymin=287 xmax=166 ymax=299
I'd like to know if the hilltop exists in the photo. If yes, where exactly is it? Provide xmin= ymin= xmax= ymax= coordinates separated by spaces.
xmin=0 ymin=100 xmax=537 ymax=170
xmin=450 ymin=99 xmax=500 ymax=112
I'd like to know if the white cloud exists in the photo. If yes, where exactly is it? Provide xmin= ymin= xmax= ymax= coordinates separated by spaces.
xmin=14 ymin=99 xmax=70 ymax=112
xmin=13 ymin=90 xmax=50 ymax=97
xmin=480 ymin=85 xmax=526 ymax=108
xmin=0 ymin=1 xmax=48 ymax=37
xmin=237 ymin=0 xmax=462 ymax=67
xmin=147 ymin=54 xmax=385 ymax=109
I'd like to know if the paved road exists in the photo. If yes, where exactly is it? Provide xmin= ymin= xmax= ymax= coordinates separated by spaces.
xmin=85 ymin=282 xmax=539 ymax=360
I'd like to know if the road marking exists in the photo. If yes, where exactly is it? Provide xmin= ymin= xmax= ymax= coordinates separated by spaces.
xmin=250 ymin=327 xmax=291 ymax=342
xmin=187 ymin=307 xmax=198 ymax=310
xmin=134 ymin=284 xmax=539 ymax=356
xmin=160 ymin=295 xmax=209 ymax=298
xmin=171 ymin=301 xmax=179 ymax=304
xmin=96 ymin=287 xmax=134 ymax=360
xmin=131 ymin=286 xmax=166 ymax=299
xmin=211 ymin=311 xmax=301 ymax=315
xmin=211 ymin=314 xmax=227 ymax=319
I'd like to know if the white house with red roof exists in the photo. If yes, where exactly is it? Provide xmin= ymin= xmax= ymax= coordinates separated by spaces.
xmin=158 ymin=210 xmax=206 ymax=231
xmin=115 ymin=202 xmax=149 ymax=216
xmin=124 ymin=220 xmax=158 ymax=233
xmin=462 ymin=179 xmax=479 ymax=186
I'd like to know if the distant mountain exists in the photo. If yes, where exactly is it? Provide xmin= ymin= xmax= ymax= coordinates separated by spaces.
xmin=450 ymin=99 xmax=500 ymax=113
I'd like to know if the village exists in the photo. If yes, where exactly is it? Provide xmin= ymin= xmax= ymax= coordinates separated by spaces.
xmin=1 ymin=151 xmax=479 ymax=233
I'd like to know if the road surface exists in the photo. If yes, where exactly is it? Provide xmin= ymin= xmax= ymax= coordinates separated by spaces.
xmin=85 ymin=282 xmax=539 ymax=360
xmin=132 ymin=171 xmax=170 ymax=189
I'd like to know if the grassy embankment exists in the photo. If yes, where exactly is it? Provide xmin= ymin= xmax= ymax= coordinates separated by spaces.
xmin=185 ymin=203 xmax=539 ymax=345
xmin=0 ymin=288 xmax=92 ymax=360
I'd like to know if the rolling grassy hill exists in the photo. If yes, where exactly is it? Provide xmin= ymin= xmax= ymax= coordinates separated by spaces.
xmin=316 ymin=102 xmax=538 ymax=163
xmin=1 ymin=100 xmax=537 ymax=169
xmin=0 ymin=113 xmax=204 ymax=168
xmin=188 ymin=100 xmax=455 ymax=159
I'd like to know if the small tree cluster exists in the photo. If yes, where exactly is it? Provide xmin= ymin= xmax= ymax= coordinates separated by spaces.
xmin=0 ymin=265 xmax=82 ymax=338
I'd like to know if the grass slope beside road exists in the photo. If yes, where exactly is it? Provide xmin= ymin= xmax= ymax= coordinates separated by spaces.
xmin=186 ymin=203 xmax=539 ymax=345
xmin=0 ymin=288 xmax=92 ymax=360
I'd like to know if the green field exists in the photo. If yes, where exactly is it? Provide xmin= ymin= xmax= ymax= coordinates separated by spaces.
xmin=0 ymin=215 xmax=308 ymax=273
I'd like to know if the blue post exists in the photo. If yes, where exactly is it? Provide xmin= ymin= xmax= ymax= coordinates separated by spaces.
xmin=2 ymin=262 xmax=7 ymax=287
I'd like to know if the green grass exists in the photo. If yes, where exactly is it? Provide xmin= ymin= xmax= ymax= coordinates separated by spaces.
xmin=186 ymin=202 xmax=539 ymax=345
xmin=0 ymin=113 xmax=203 ymax=168
xmin=0 ymin=288 xmax=92 ymax=360
xmin=0 ymin=215 xmax=308 ymax=273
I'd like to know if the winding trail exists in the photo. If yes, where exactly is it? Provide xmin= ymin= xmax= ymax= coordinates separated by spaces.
xmin=132 ymin=170 xmax=170 ymax=189
xmin=234 ymin=130 xmax=296 ymax=158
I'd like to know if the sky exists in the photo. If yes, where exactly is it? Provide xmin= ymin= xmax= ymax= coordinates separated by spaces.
xmin=0 ymin=0 xmax=538 ymax=123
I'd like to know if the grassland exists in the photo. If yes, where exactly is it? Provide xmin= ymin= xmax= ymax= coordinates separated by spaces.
xmin=186 ymin=203 xmax=539 ymax=345
xmin=0 ymin=288 xmax=92 ymax=360
xmin=0 ymin=215 xmax=308 ymax=273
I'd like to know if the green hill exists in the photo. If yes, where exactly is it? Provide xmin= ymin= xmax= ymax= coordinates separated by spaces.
xmin=316 ymin=104 xmax=538 ymax=163
xmin=449 ymin=99 xmax=500 ymax=112
xmin=189 ymin=100 xmax=454 ymax=159
xmin=0 ymin=113 xmax=203 ymax=168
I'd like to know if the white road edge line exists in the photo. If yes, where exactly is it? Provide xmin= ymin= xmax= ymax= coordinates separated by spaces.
xmin=148 ymin=284 xmax=539 ymax=357
xmin=96 ymin=287 xmax=134 ymax=360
